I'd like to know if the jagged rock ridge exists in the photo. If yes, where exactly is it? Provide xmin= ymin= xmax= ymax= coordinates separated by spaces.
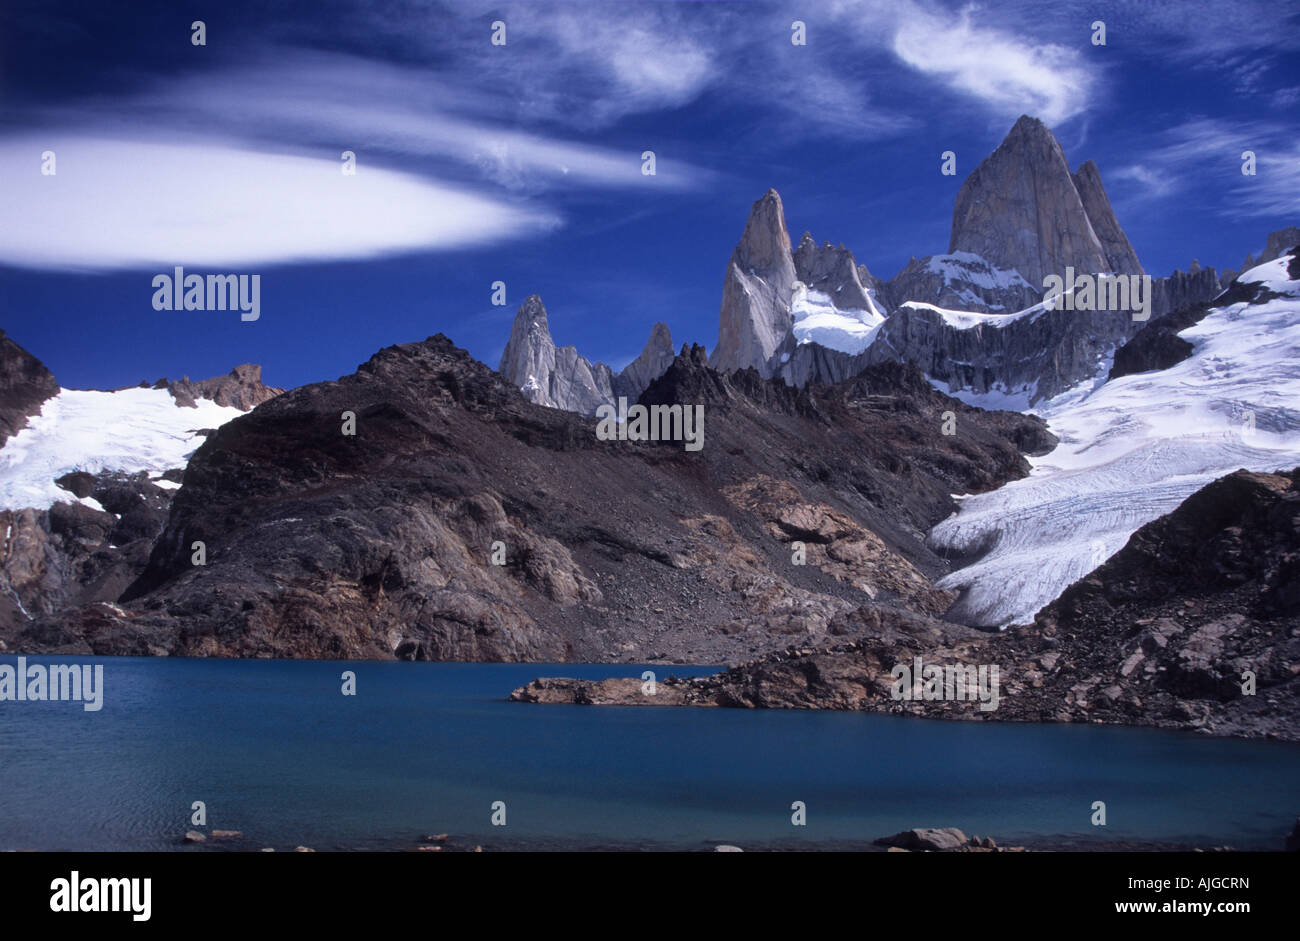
xmin=498 ymin=295 xmax=673 ymax=415
xmin=2 ymin=334 xmax=1050 ymax=662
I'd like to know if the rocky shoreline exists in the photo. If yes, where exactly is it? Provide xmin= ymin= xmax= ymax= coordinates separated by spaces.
xmin=512 ymin=470 xmax=1300 ymax=743
xmin=147 ymin=824 xmax=1294 ymax=853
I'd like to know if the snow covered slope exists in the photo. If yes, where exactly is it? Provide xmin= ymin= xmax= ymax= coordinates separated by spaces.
xmin=790 ymin=286 xmax=885 ymax=354
xmin=0 ymin=387 xmax=244 ymax=511
xmin=921 ymin=251 xmax=1037 ymax=310
xmin=929 ymin=255 xmax=1300 ymax=627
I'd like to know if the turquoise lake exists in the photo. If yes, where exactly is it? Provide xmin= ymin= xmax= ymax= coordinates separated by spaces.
xmin=1 ymin=656 xmax=1296 ymax=850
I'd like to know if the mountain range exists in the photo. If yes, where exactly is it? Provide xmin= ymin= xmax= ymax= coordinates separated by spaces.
xmin=501 ymin=116 xmax=1250 ymax=413
xmin=0 ymin=114 xmax=1296 ymax=741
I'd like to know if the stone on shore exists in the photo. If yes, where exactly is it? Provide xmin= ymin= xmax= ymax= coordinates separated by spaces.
xmin=874 ymin=827 xmax=968 ymax=851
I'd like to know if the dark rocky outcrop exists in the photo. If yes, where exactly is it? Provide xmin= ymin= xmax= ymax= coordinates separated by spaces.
xmin=1109 ymin=303 xmax=1206 ymax=380
xmin=2 ymin=334 xmax=1049 ymax=661
xmin=0 ymin=472 xmax=173 ymax=637
xmin=0 ymin=330 xmax=60 ymax=447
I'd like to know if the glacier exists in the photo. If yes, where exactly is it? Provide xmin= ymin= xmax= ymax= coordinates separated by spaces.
xmin=927 ymin=255 xmax=1300 ymax=628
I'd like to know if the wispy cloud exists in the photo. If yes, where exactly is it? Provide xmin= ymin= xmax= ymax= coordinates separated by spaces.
xmin=887 ymin=2 xmax=1094 ymax=125
xmin=29 ymin=51 xmax=714 ymax=194
xmin=1110 ymin=117 xmax=1300 ymax=218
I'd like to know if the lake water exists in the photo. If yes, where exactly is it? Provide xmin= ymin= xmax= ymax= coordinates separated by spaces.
xmin=1 ymin=656 xmax=1297 ymax=851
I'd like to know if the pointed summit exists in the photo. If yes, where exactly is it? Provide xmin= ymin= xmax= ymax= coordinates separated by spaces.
xmin=949 ymin=115 xmax=1142 ymax=287
xmin=1071 ymin=160 xmax=1143 ymax=276
xmin=613 ymin=322 xmax=675 ymax=401
xmin=499 ymin=294 xmax=557 ymax=402
xmin=734 ymin=189 xmax=795 ymax=273
xmin=497 ymin=296 xmax=675 ymax=415
xmin=710 ymin=189 xmax=797 ymax=377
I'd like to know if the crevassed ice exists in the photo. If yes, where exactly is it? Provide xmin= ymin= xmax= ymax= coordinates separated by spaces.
xmin=928 ymin=265 xmax=1300 ymax=628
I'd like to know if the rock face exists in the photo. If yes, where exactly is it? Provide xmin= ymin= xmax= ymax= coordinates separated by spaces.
xmin=949 ymin=115 xmax=1143 ymax=289
xmin=0 ymin=330 xmax=60 ymax=447
xmin=2 ymin=334 xmax=1050 ymax=661
xmin=877 ymin=298 xmax=1135 ymax=403
xmin=612 ymin=321 xmax=675 ymax=401
xmin=709 ymin=189 xmax=798 ymax=378
xmin=1238 ymin=226 xmax=1300 ymax=275
xmin=1148 ymin=264 xmax=1229 ymax=320
xmin=884 ymin=252 xmax=1039 ymax=315
xmin=1070 ymin=160 xmax=1144 ymax=277
xmin=514 ymin=468 xmax=1300 ymax=742
xmin=792 ymin=234 xmax=876 ymax=312
xmin=0 ymin=471 xmax=175 ymax=636
xmin=497 ymin=295 xmax=672 ymax=415
xmin=781 ymin=293 xmax=1136 ymax=405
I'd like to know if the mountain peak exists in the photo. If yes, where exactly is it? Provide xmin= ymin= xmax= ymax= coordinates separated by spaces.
xmin=950 ymin=116 xmax=1141 ymax=287
xmin=498 ymin=296 xmax=675 ymax=415
xmin=518 ymin=294 xmax=548 ymax=328
xmin=1007 ymin=114 xmax=1051 ymax=140
xmin=614 ymin=322 xmax=676 ymax=402
xmin=711 ymin=191 xmax=798 ymax=377
xmin=734 ymin=188 xmax=793 ymax=272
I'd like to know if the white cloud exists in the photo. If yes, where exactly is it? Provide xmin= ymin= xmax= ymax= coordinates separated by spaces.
xmin=0 ymin=135 xmax=558 ymax=271
xmin=890 ymin=3 xmax=1093 ymax=125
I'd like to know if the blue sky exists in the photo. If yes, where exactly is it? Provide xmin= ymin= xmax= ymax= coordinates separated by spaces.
xmin=2 ymin=0 xmax=1298 ymax=391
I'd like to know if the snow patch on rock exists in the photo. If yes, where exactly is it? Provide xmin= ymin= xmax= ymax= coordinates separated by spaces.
xmin=0 ymin=387 xmax=244 ymax=511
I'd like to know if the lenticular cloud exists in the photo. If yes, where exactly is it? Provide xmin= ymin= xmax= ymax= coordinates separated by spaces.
xmin=0 ymin=135 xmax=557 ymax=271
